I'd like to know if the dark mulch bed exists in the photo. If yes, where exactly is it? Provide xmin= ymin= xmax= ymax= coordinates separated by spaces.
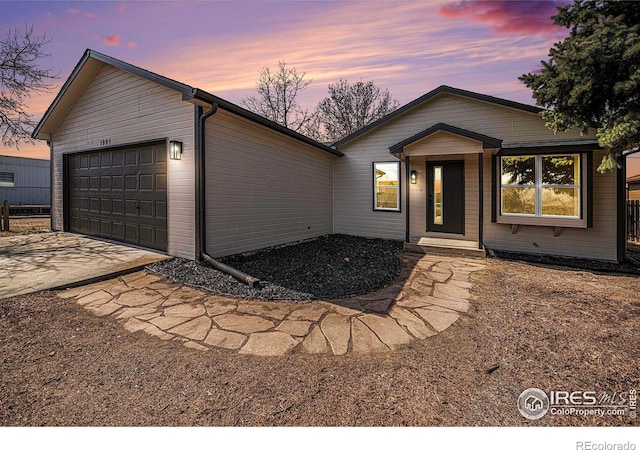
xmin=488 ymin=247 xmax=640 ymax=276
xmin=148 ymin=234 xmax=404 ymax=301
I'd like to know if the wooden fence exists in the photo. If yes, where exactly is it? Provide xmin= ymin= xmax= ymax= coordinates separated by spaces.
xmin=628 ymin=200 xmax=640 ymax=242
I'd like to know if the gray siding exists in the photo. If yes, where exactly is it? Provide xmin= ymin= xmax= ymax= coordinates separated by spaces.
xmin=204 ymin=110 xmax=334 ymax=257
xmin=0 ymin=156 xmax=50 ymax=205
xmin=50 ymin=65 xmax=196 ymax=259
xmin=483 ymin=151 xmax=618 ymax=261
xmin=335 ymin=92 xmax=617 ymax=260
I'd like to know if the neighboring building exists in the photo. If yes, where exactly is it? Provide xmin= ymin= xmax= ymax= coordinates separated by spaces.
xmin=32 ymin=50 xmax=625 ymax=262
xmin=628 ymin=173 xmax=640 ymax=201
xmin=0 ymin=155 xmax=50 ymax=206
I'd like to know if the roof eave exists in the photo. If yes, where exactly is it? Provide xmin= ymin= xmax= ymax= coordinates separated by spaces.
xmin=335 ymin=85 xmax=544 ymax=149
xmin=191 ymin=89 xmax=343 ymax=157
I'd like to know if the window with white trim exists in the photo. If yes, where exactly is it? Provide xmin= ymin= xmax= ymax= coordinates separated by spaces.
xmin=0 ymin=172 xmax=14 ymax=188
xmin=501 ymin=154 xmax=581 ymax=218
xmin=373 ymin=161 xmax=400 ymax=211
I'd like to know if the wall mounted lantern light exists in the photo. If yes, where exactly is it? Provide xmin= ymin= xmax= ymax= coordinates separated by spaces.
xmin=410 ymin=170 xmax=417 ymax=184
xmin=169 ymin=140 xmax=183 ymax=160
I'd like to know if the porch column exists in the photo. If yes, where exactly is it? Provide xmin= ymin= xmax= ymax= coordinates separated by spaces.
xmin=478 ymin=152 xmax=484 ymax=249
xmin=405 ymin=155 xmax=410 ymax=243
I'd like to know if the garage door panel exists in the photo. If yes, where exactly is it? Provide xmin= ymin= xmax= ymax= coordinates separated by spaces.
xmin=112 ymin=198 xmax=124 ymax=214
xmin=100 ymin=220 xmax=112 ymax=235
xmin=156 ymin=173 xmax=167 ymax=190
xmin=125 ymin=150 xmax=137 ymax=166
xmin=67 ymin=142 xmax=167 ymax=251
xmin=125 ymin=175 xmax=137 ymax=191
xmin=140 ymin=148 xmax=153 ymax=165
xmin=156 ymin=201 xmax=167 ymax=219
xmin=139 ymin=174 xmax=154 ymax=190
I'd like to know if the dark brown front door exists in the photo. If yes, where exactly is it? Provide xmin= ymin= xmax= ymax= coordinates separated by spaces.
xmin=66 ymin=142 xmax=168 ymax=251
xmin=427 ymin=161 xmax=464 ymax=234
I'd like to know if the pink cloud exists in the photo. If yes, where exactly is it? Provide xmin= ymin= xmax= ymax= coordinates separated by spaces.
xmin=439 ymin=1 xmax=568 ymax=37
xmin=103 ymin=35 xmax=120 ymax=46
xmin=68 ymin=6 xmax=97 ymax=19
xmin=118 ymin=5 xmax=126 ymax=14
xmin=127 ymin=41 xmax=138 ymax=48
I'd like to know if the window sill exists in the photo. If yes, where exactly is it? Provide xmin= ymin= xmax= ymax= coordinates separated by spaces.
xmin=496 ymin=215 xmax=587 ymax=229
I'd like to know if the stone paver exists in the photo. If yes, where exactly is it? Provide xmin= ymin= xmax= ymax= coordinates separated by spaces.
xmin=239 ymin=332 xmax=299 ymax=356
xmin=213 ymin=313 xmax=275 ymax=333
xmin=358 ymin=314 xmax=413 ymax=350
xmin=116 ymin=289 xmax=162 ymax=307
xmin=351 ymin=318 xmax=388 ymax=353
xmin=60 ymin=253 xmax=484 ymax=356
xmin=168 ymin=316 xmax=212 ymax=341
xmin=320 ymin=313 xmax=352 ymax=356
xmin=204 ymin=329 xmax=247 ymax=350
xmin=301 ymin=326 xmax=330 ymax=355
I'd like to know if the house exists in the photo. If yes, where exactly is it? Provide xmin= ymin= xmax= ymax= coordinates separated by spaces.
xmin=0 ymin=155 xmax=50 ymax=206
xmin=628 ymin=173 xmax=640 ymax=201
xmin=32 ymin=50 xmax=626 ymax=262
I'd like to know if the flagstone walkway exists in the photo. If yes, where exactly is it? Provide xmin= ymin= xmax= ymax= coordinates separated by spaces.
xmin=57 ymin=254 xmax=485 ymax=356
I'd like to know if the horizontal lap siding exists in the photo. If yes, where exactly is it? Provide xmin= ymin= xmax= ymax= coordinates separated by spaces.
xmin=51 ymin=65 xmax=196 ymax=259
xmin=204 ymin=110 xmax=334 ymax=257
xmin=335 ymin=93 xmax=615 ymax=260
xmin=483 ymin=151 xmax=618 ymax=261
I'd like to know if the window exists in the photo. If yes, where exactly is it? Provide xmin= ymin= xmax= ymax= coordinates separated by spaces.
xmin=0 ymin=172 xmax=14 ymax=188
xmin=501 ymin=154 xmax=580 ymax=218
xmin=374 ymin=161 xmax=400 ymax=211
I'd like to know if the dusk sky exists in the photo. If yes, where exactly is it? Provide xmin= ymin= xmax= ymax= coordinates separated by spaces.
xmin=2 ymin=0 xmax=638 ymax=174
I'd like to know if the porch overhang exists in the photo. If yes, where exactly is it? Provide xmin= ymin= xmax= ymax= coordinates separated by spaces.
xmin=389 ymin=122 xmax=502 ymax=154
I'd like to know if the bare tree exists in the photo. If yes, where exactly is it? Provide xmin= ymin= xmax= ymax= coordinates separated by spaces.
xmin=241 ymin=61 xmax=314 ymax=134
xmin=315 ymin=79 xmax=400 ymax=143
xmin=1 ymin=26 xmax=57 ymax=148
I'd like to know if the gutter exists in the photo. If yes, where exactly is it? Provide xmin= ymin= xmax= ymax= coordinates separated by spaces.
xmin=195 ymin=101 xmax=260 ymax=288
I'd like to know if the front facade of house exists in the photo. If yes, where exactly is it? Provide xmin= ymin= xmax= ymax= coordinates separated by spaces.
xmin=333 ymin=87 xmax=623 ymax=262
xmin=33 ymin=50 xmax=625 ymax=263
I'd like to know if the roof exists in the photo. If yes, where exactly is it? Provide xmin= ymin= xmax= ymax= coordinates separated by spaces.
xmin=333 ymin=85 xmax=544 ymax=148
xmin=32 ymin=49 xmax=342 ymax=157
xmin=389 ymin=122 xmax=502 ymax=153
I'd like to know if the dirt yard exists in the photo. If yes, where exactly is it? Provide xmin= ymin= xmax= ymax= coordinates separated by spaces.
xmin=0 ymin=217 xmax=50 ymax=237
xmin=1 ymin=256 xmax=638 ymax=426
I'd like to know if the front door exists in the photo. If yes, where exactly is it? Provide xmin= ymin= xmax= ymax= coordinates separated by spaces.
xmin=427 ymin=161 xmax=464 ymax=234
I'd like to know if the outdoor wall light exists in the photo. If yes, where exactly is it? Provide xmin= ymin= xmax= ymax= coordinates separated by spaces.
xmin=169 ymin=140 xmax=183 ymax=160
xmin=410 ymin=170 xmax=417 ymax=184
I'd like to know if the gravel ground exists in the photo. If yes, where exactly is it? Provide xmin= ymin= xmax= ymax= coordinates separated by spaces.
xmin=488 ymin=247 xmax=640 ymax=276
xmin=148 ymin=234 xmax=404 ymax=301
xmin=1 ymin=257 xmax=638 ymax=427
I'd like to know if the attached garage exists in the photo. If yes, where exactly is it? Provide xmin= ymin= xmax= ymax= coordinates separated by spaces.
xmin=66 ymin=141 xmax=168 ymax=251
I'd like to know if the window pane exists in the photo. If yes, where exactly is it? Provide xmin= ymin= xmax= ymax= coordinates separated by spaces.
xmin=434 ymin=166 xmax=443 ymax=224
xmin=542 ymin=155 xmax=579 ymax=185
xmin=0 ymin=172 xmax=14 ymax=188
xmin=501 ymin=156 xmax=535 ymax=185
xmin=501 ymin=187 xmax=536 ymax=215
xmin=374 ymin=162 xmax=399 ymax=210
xmin=541 ymin=187 xmax=579 ymax=217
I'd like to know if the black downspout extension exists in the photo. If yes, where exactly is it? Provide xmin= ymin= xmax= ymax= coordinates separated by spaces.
xmin=196 ymin=102 xmax=260 ymax=288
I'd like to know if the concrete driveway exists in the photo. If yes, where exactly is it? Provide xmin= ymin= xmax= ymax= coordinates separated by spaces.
xmin=0 ymin=232 xmax=169 ymax=299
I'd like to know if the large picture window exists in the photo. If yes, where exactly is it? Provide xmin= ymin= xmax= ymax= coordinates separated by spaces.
xmin=373 ymin=161 xmax=400 ymax=211
xmin=501 ymin=154 xmax=581 ymax=218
